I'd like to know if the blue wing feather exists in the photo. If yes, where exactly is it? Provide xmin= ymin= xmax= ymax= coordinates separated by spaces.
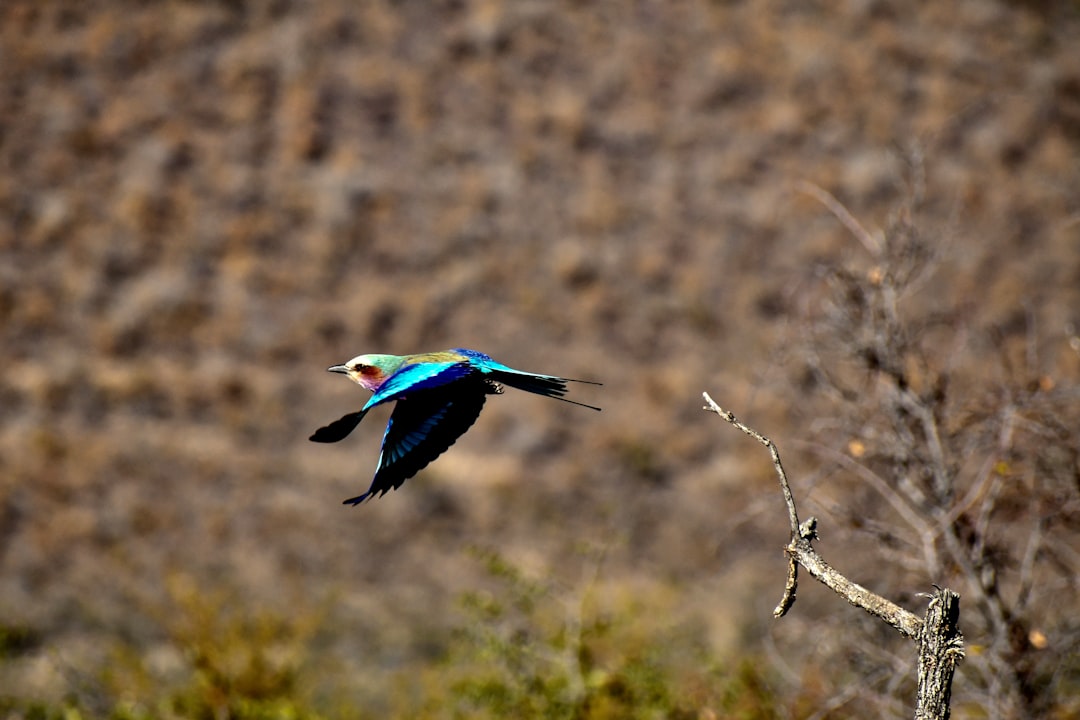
xmin=362 ymin=361 xmax=475 ymax=411
xmin=343 ymin=378 xmax=493 ymax=504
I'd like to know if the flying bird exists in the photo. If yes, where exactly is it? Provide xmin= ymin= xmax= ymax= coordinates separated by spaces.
xmin=310 ymin=348 xmax=600 ymax=504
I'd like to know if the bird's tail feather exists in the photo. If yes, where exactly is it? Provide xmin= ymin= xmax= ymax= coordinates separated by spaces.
xmin=489 ymin=371 xmax=602 ymax=411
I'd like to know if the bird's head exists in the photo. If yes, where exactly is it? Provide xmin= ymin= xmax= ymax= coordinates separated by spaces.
xmin=328 ymin=354 xmax=404 ymax=391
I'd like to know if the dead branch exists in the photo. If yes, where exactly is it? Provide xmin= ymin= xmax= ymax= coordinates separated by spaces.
xmin=703 ymin=391 xmax=964 ymax=720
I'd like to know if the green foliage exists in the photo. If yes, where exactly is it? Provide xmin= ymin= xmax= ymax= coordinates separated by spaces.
xmin=0 ymin=698 xmax=71 ymax=720
xmin=3 ymin=556 xmax=789 ymax=719
xmin=115 ymin=575 xmax=329 ymax=720
xmin=393 ymin=546 xmax=783 ymax=720
xmin=0 ymin=576 xmax=332 ymax=720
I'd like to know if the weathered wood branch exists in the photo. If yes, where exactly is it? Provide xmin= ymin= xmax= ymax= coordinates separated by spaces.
xmin=703 ymin=392 xmax=964 ymax=720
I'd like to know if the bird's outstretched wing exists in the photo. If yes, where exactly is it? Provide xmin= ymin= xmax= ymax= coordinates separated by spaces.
xmin=362 ymin=361 xmax=475 ymax=411
xmin=309 ymin=409 xmax=369 ymax=443
xmin=343 ymin=379 xmax=494 ymax=504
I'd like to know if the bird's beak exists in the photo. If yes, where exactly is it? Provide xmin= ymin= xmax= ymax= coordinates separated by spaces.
xmin=327 ymin=364 xmax=349 ymax=375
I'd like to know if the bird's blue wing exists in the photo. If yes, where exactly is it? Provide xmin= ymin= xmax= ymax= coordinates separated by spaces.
xmin=362 ymin=361 xmax=475 ymax=411
xmin=343 ymin=379 xmax=493 ymax=504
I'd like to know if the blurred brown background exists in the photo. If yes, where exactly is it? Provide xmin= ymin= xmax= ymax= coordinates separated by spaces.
xmin=1 ymin=1 xmax=1078 ymax=717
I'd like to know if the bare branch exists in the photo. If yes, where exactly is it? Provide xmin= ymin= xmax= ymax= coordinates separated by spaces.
xmin=794 ymin=440 xmax=939 ymax=548
xmin=1014 ymin=513 xmax=1045 ymax=614
xmin=704 ymin=392 xmax=965 ymax=718
xmin=702 ymin=393 xmax=800 ymax=534
xmin=796 ymin=180 xmax=883 ymax=255
xmin=703 ymin=393 xmax=923 ymax=637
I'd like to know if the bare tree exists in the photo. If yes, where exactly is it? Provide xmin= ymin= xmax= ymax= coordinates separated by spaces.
xmin=716 ymin=176 xmax=1080 ymax=717
xmin=704 ymin=393 xmax=963 ymax=719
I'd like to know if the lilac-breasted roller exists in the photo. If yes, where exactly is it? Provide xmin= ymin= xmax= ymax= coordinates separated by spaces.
xmin=310 ymin=348 xmax=600 ymax=504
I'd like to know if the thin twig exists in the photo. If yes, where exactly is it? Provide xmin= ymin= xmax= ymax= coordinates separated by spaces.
xmin=702 ymin=392 xmax=802 ymax=616
xmin=703 ymin=392 xmax=799 ymax=534
xmin=796 ymin=180 xmax=882 ymax=255
xmin=1015 ymin=514 xmax=1045 ymax=614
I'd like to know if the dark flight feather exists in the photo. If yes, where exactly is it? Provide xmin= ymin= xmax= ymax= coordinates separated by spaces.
xmin=309 ymin=409 xmax=369 ymax=443
xmin=342 ymin=378 xmax=496 ymax=504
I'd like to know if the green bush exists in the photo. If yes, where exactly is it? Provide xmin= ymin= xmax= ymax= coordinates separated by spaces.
xmin=392 ymin=546 xmax=783 ymax=720
xmin=3 ymin=556 xmax=789 ymax=719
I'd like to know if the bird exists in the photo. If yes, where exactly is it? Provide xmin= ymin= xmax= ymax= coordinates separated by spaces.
xmin=310 ymin=348 xmax=600 ymax=504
